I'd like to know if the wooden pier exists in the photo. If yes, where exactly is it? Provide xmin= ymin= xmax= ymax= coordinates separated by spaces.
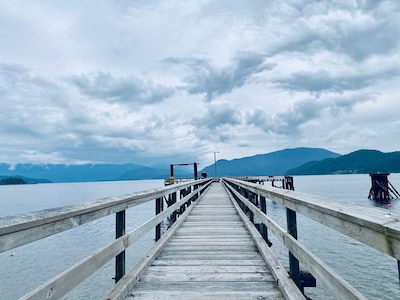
xmin=108 ymin=182 xmax=301 ymax=299
xmin=2 ymin=177 xmax=400 ymax=299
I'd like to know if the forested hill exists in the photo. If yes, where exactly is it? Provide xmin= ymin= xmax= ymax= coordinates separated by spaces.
xmin=0 ymin=175 xmax=51 ymax=184
xmin=286 ymin=150 xmax=400 ymax=175
xmin=200 ymin=148 xmax=341 ymax=176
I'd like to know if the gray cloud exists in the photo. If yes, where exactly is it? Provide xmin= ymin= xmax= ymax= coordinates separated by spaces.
xmin=246 ymin=94 xmax=377 ymax=135
xmin=265 ymin=1 xmax=400 ymax=63
xmin=193 ymin=103 xmax=242 ymax=130
xmin=1 ymin=1 xmax=399 ymax=165
xmin=275 ymin=70 xmax=400 ymax=93
xmin=69 ymin=72 xmax=174 ymax=104
xmin=191 ymin=103 xmax=243 ymax=144
xmin=164 ymin=51 xmax=273 ymax=101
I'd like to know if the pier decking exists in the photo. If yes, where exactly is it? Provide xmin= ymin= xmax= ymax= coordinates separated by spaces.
xmin=120 ymin=182 xmax=286 ymax=299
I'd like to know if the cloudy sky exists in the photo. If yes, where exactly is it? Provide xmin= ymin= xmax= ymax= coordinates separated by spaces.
xmin=1 ymin=0 xmax=399 ymax=167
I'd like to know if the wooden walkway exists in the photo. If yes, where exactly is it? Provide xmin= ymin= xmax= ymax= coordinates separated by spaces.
xmin=121 ymin=182 xmax=285 ymax=299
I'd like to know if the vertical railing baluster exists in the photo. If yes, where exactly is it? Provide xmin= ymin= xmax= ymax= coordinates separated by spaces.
xmin=286 ymin=208 xmax=302 ymax=292
xmin=155 ymin=197 xmax=163 ymax=242
xmin=259 ymin=195 xmax=272 ymax=246
xmin=115 ymin=210 xmax=126 ymax=283
xmin=248 ymin=191 xmax=254 ymax=224
xmin=171 ymin=191 xmax=177 ymax=223
xmin=398 ymin=260 xmax=400 ymax=283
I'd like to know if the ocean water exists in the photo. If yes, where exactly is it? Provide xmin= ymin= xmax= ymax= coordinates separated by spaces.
xmin=0 ymin=180 xmax=163 ymax=300
xmin=1 ymin=175 xmax=400 ymax=299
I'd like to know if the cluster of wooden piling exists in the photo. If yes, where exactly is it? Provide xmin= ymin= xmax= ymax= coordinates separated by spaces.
xmin=368 ymin=173 xmax=400 ymax=201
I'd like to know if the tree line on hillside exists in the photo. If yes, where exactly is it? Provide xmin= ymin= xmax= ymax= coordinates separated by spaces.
xmin=286 ymin=150 xmax=400 ymax=175
xmin=0 ymin=177 xmax=27 ymax=185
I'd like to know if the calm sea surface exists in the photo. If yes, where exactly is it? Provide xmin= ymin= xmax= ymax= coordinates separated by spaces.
xmin=1 ymin=175 xmax=400 ymax=299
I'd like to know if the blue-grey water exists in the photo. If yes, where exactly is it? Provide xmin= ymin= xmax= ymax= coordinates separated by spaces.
xmin=1 ymin=175 xmax=400 ymax=299
xmin=0 ymin=180 xmax=163 ymax=300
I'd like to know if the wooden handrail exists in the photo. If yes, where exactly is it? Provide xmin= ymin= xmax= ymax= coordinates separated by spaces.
xmin=223 ymin=179 xmax=367 ymax=299
xmin=223 ymin=178 xmax=400 ymax=261
xmin=19 ymin=180 xmax=213 ymax=300
xmin=0 ymin=178 xmax=211 ymax=253
xmin=223 ymin=177 xmax=400 ymax=299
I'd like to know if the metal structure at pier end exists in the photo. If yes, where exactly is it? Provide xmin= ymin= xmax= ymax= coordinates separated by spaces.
xmin=2 ymin=177 xmax=400 ymax=299
xmin=368 ymin=173 xmax=400 ymax=201
xmin=166 ymin=162 xmax=199 ymax=185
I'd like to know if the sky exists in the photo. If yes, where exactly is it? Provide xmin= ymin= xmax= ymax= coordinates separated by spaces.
xmin=1 ymin=0 xmax=399 ymax=167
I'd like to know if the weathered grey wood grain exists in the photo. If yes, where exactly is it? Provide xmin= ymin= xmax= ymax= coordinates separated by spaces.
xmin=225 ymin=180 xmax=367 ymax=300
xmin=0 ymin=179 xmax=212 ymax=252
xmin=109 ymin=182 xmax=289 ymax=300
xmin=225 ymin=177 xmax=400 ymax=260
xmin=20 ymin=181 xmax=213 ymax=300
xmin=125 ymin=290 xmax=284 ymax=300
xmin=152 ymin=258 xmax=265 ymax=266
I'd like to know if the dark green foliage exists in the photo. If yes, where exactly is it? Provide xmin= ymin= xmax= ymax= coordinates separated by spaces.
xmin=0 ymin=177 xmax=27 ymax=185
xmin=286 ymin=150 xmax=400 ymax=175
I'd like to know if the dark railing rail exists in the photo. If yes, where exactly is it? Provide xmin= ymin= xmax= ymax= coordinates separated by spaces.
xmin=0 ymin=178 xmax=212 ymax=299
xmin=223 ymin=177 xmax=400 ymax=300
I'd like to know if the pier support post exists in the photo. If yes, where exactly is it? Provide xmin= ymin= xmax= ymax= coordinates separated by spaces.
xmin=115 ymin=210 xmax=126 ymax=283
xmin=287 ymin=208 xmax=302 ymax=292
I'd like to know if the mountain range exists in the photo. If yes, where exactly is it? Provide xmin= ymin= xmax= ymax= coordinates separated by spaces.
xmin=202 ymin=147 xmax=340 ymax=176
xmin=1 ymin=148 xmax=399 ymax=183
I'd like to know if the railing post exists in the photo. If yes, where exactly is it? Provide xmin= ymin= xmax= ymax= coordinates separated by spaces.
xmin=171 ymin=192 xmax=177 ymax=222
xmin=155 ymin=197 xmax=163 ymax=242
xmin=259 ymin=195 xmax=272 ymax=247
xmin=115 ymin=210 xmax=126 ymax=283
xmin=248 ymin=191 xmax=254 ymax=224
xmin=398 ymin=260 xmax=400 ymax=283
xmin=286 ymin=208 xmax=302 ymax=292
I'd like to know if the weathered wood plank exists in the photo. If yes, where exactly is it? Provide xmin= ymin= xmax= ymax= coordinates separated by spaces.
xmin=126 ymin=290 xmax=284 ymax=300
xmin=140 ymin=271 xmax=274 ymax=282
xmin=152 ymin=258 xmax=265 ymax=266
xmin=154 ymin=253 xmax=263 ymax=260
xmin=144 ymin=265 xmax=270 ymax=273
xmin=132 ymin=281 xmax=280 ymax=292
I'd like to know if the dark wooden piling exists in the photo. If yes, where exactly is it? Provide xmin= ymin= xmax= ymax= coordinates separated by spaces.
xmin=368 ymin=173 xmax=400 ymax=201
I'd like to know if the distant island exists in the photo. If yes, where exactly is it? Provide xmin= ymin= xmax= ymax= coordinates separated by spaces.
xmin=0 ymin=177 xmax=27 ymax=185
xmin=0 ymin=175 xmax=52 ymax=185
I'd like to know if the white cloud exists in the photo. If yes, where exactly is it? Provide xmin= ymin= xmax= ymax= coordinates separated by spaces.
xmin=0 ymin=0 xmax=399 ymax=166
